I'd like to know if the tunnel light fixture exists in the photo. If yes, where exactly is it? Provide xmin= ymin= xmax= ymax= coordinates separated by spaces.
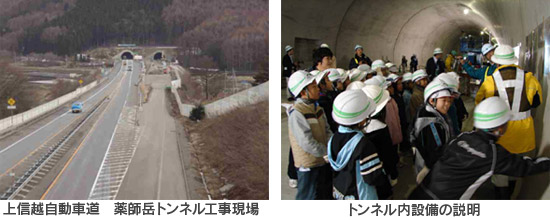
xmin=480 ymin=31 xmax=484 ymax=35
xmin=463 ymin=8 xmax=470 ymax=15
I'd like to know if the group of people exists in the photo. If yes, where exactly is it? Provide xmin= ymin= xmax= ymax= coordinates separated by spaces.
xmin=283 ymin=42 xmax=547 ymax=200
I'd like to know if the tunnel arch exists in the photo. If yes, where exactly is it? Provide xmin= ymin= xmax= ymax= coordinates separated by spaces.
xmin=281 ymin=0 xmax=515 ymax=69
xmin=153 ymin=51 xmax=164 ymax=60
xmin=333 ymin=1 xmax=497 ymax=69
xmin=121 ymin=51 xmax=134 ymax=60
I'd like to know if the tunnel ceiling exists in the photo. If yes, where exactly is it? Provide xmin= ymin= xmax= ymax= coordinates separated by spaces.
xmin=283 ymin=0 xmax=500 ymax=69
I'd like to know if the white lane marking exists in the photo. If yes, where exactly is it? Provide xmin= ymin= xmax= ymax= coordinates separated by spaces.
xmin=88 ymin=62 xmax=135 ymax=199
xmin=156 ymin=92 xmax=167 ymax=200
xmin=0 ymin=64 xmax=123 ymax=156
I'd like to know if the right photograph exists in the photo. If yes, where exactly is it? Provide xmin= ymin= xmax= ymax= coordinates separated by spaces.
xmin=281 ymin=0 xmax=550 ymax=200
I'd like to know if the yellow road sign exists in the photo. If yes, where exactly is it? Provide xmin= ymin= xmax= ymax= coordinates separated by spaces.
xmin=7 ymin=98 xmax=15 ymax=106
xmin=79 ymin=79 xmax=83 ymax=84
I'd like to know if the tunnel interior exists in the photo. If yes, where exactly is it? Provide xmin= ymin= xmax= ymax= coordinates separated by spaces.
xmin=282 ymin=0 xmax=550 ymax=199
xmin=121 ymin=51 xmax=134 ymax=60
xmin=153 ymin=52 xmax=163 ymax=60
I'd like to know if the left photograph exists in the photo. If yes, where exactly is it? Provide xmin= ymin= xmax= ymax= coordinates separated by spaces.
xmin=0 ymin=0 xmax=268 ymax=200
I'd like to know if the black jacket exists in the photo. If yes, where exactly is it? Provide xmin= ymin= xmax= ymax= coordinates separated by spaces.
xmin=393 ymin=92 xmax=411 ymax=152
xmin=454 ymin=96 xmax=468 ymax=130
xmin=349 ymin=54 xmax=372 ymax=69
xmin=366 ymin=124 xmax=399 ymax=182
xmin=410 ymin=56 xmax=418 ymax=66
xmin=317 ymin=91 xmax=339 ymax=133
xmin=282 ymin=54 xmax=295 ymax=77
xmin=410 ymin=104 xmax=451 ymax=169
xmin=425 ymin=57 xmax=445 ymax=80
xmin=410 ymin=130 xmax=550 ymax=200
xmin=329 ymin=129 xmax=391 ymax=200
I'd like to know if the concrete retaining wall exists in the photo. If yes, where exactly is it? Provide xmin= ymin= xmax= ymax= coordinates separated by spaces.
xmin=0 ymin=80 xmax=99 ymax=134
xmin=169 ymin=64 xmax=268 ymax=118
xmin=204 ymin=81 xmax=268 ymax=118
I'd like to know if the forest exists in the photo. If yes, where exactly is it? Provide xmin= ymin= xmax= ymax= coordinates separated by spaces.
xmin=0 ymin=0 xmax=268 ymax=71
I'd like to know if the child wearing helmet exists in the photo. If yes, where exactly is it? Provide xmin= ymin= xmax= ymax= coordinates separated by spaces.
xmin=408 ymin=97 xmax=550 ymax=200
xmin=388 ymin=74 xmax=412 ymax=156
xmin=362 ymin=85 xmax=398 ymax=195
xmin=328 ymin=90 xmax=391 ymax=200
xmin=409 ymin=80 xmax=454 ymax=183
xmin=287 ymin=70 xmax=333 ymax=200
xmin=316 ymin=69 xmax=342 ymax=133
xmin=401 ymin=72 xmax=414 ymax=123
xmin=409 ymin=69 xmax=429 ymax=121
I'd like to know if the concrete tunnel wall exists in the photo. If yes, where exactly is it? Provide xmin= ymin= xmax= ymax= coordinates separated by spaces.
xmin=282 ymin=0 xmax=550 ymax=199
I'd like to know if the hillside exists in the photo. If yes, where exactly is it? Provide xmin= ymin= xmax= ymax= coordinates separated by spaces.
xmin=0 ymin=0 xmax=268 ymax=71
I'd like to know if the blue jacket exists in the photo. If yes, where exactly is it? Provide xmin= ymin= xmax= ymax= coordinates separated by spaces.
xmin=462 ymin=63 xmax=497 ymax=84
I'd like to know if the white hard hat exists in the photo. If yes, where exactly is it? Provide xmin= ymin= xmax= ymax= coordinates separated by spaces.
xmin=365 ymin=75 xmax=389 ymax=89
xmin=434 ymin=73 xmax=459 ymax=95
xmin=402 ymin=72 xmax=413 ymax=82
xmin=433 ymin=47 xmax=443 ymax=55
xmin=346 ymin=81 xmax=366 ymax=91
xmin=423 ymin=80 xmax=453 ymax=103
xmin=336 ymin=68 xmax=346 ymax=75
xmin=288 ymin=70 xmax=316 ymax=97
xmin=386 ymin=73 xmax=401 ymax=84
xmin=362 ymin=85 xmax=391 ymax=116
xmin=340 ymin=70 xmax=350 ymax=82
xmin=388 ymin=66 xmax=398 ymax=73
xmin=332 ymin=90 xmax=376 ymax=125
xmin=315 ymin=69 xmax=329 ymax=84
xmin=491 ymin=44 xmax=518 ymax=65
xmin=349 ymin=68 xmax=364 ymax=82
xmin=371 ymin=60 xmax=385 ymax=70
xmin=474 ymin=97 xmax=512 ymax=129
xmin=320 ymin=43 xmax=329 ymax=48
xmin=325 ymin=68 xmax=341 ymax=82
xmin=357 ymin=64 xmax=370 ymax=80
xmin=310 ymin=70 xmax=320 ymax=77
xmin=354 ymin=44 xmax=363 ymax=51
xmin=385 ymin=62 xmax=395 ymax=68
xmin=447 ymin=71 xmax=460 ymax=81
xmin=481 ymin=43 xmax=497 ymax=56
xmin=357 ymin=64 xmax=370 ymax=72
xmin=285 ymin=45 xmax=293 ymax=52
xmin=412 ymin=69 xmax=428 ymax=82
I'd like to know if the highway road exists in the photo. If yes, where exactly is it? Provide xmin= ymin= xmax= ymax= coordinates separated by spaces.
xmin=0 ymin=61 xmax=124 ymax=180
xmin=0 ymin=57 xmax=194 ymax=200
xmin=41 ymin=60 xmax=141 ymax=199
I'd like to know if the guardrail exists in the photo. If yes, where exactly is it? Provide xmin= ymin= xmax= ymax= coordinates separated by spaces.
xmin=0 ymin=78 xmax=101 ymax=134
xmin=0 ymin=97 xmax=107 ymax=200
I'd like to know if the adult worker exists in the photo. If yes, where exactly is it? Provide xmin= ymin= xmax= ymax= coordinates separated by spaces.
xmin=410 ymin=54 xmax=418 ymax=72
xmin=460 ymin=43 xmax=497 ymax=85
xmin=426 ymin=48 xmax=446 ymax=80
xmin=445 ymin=50 xmax=458 ymax=72
xmin=408 ymin=97 xmax=550 ymax=200
xmin=349 ymin=44 xmax=373 ymax=69
xmin=283 ymin=45 xmax=298 ymax=100
xmin=474 ymin=45 xmax=543 ymax=199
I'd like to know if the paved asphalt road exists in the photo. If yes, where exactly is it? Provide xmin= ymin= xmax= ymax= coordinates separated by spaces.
xmin=42 ymin=61 xmax=140 ymax=199
xmin=0 ymin=62 xmax=124 ymax=178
